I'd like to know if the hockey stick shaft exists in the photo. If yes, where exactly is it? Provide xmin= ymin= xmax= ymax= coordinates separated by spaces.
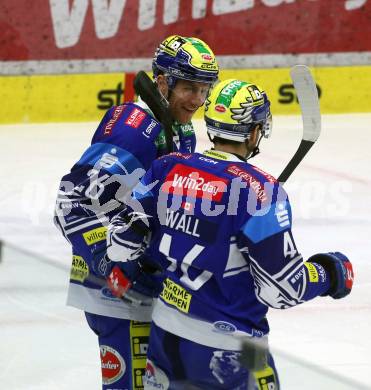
xmin=278 ymin=65 xmax=321 ymax=183
xmin=278 ymin=140 xmax=315 ymax=183
xmin=133 ymin=71 xmax=174 ymax=153
xmin=86 ymin=272 xmax=152 ymax=307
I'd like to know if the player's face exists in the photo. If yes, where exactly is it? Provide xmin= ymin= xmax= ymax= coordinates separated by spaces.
xmin=169 ymin=80 xmax=210 ymax=124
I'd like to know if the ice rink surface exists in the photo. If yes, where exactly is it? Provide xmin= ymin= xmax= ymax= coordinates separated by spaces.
xmin=1 ymin=114 xmax=370 ymax=389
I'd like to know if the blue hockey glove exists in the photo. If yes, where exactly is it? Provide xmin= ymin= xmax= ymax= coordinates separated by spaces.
xmin=307 ymin=252 xmax=354 ymax=299
xmin=90 ymin=242 xmax=111 ymax=277
xmin=91 ymin=242 xmax=163 ymax=298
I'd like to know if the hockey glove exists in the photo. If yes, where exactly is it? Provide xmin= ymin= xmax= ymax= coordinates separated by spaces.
xmin=90 ymin=242 xmax=111 ymax=276
xmin=107 ymin=255 xmax=163 ymax=298
xmin=91 ymin=243 xmax=163 ymax=298
xmin=307 ymin=252 xmax=354 ymax=299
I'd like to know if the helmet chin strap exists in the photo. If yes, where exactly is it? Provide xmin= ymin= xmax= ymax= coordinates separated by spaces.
xmin=246 ymin=133 xmax=264 ymax=160
xmin=154 ymin=77 xmax=171 ymax=108
xmin=159 ymin=86 xmax=170 ymax=108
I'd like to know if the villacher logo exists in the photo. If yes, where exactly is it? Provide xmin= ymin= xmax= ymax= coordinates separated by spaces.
xmin=100 ymin=345 xmax=126 ymax=385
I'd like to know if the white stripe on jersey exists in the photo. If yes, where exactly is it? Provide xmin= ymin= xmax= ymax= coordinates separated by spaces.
xmin=63 ymin=218 xmax=108 ymax=235
xmin=152 ymin=299 xmax=263 ymax=351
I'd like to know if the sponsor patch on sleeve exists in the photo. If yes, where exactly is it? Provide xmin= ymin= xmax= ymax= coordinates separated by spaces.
xmin=125 ymin=107 xmax=146 ymax=128
xmin=82 ymin=226 xmax=107 ymax=245
xmin=226 ymin=164 xmax=268 ymax=203
xmin=251 ymin=165 xmax=277 ymax=183
xmin=103 ymin=105 xmax=125 ymax=136
xmin=304 ymin=262 xmax=319 ymax=283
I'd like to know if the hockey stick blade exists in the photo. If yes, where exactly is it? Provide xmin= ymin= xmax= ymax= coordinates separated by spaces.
xmin=278 ymin=65 xmax=321 ymax=183
xmin=133 ymin=71 xmax=174 ymax=153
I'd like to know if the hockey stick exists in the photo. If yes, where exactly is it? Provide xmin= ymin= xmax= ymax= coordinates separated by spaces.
xmin=278 ymin=65 xmax=321 ymax=183
xmin=86 ymin=272 xmax=153 ymax=307
xmin=133 ymin=71 xmax=174 ymax=153
xmin=241 ymin=67 xmax=321 ymax=372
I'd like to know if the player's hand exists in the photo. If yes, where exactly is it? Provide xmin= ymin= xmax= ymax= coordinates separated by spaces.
xmin=107 ymin=255 xmax=163 ymax=298
xmin=91 ymin=242 xmax=163 ymax=298
xmin=308 ymin=252 xmax=354 ymax=299
xmin=90 ymin=242 xmax=111 ymax=277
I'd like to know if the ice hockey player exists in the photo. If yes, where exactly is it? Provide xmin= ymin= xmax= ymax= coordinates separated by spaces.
xmin=53 ymin=35 xmax=219 ymax=390
xmin=104 ymin=79 xmax=354 ymax=389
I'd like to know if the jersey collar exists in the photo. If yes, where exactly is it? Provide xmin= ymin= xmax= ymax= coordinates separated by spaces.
xmin=137 ymin=97 xmax=183 ymax=136
xmin=203 ymin=149 xmax=246 ymax=162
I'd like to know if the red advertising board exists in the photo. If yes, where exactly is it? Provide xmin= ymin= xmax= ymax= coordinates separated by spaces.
xmin=1 ymin=0 xmax=370 ymax=61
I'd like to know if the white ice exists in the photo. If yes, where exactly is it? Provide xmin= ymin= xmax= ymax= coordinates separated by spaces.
xmin=0 ymin=114 xmax=370 ymax=389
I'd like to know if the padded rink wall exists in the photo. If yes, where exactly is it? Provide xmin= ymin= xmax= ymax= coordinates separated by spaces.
xmin=1 ymin=0 xmax=371 ymax=123
xmin=1 ymin=67 xmax=371 ymax=124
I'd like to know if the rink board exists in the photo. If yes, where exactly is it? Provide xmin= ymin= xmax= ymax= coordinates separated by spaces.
xmin=1 ymin=66 xmax=371 ymax=124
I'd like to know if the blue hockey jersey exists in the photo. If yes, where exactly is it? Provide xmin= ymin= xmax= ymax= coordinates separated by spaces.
xmin=54 ymin=100 xmax=196 ymax=320
xmin=108 ymin=150 xmax=331 ymax=349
